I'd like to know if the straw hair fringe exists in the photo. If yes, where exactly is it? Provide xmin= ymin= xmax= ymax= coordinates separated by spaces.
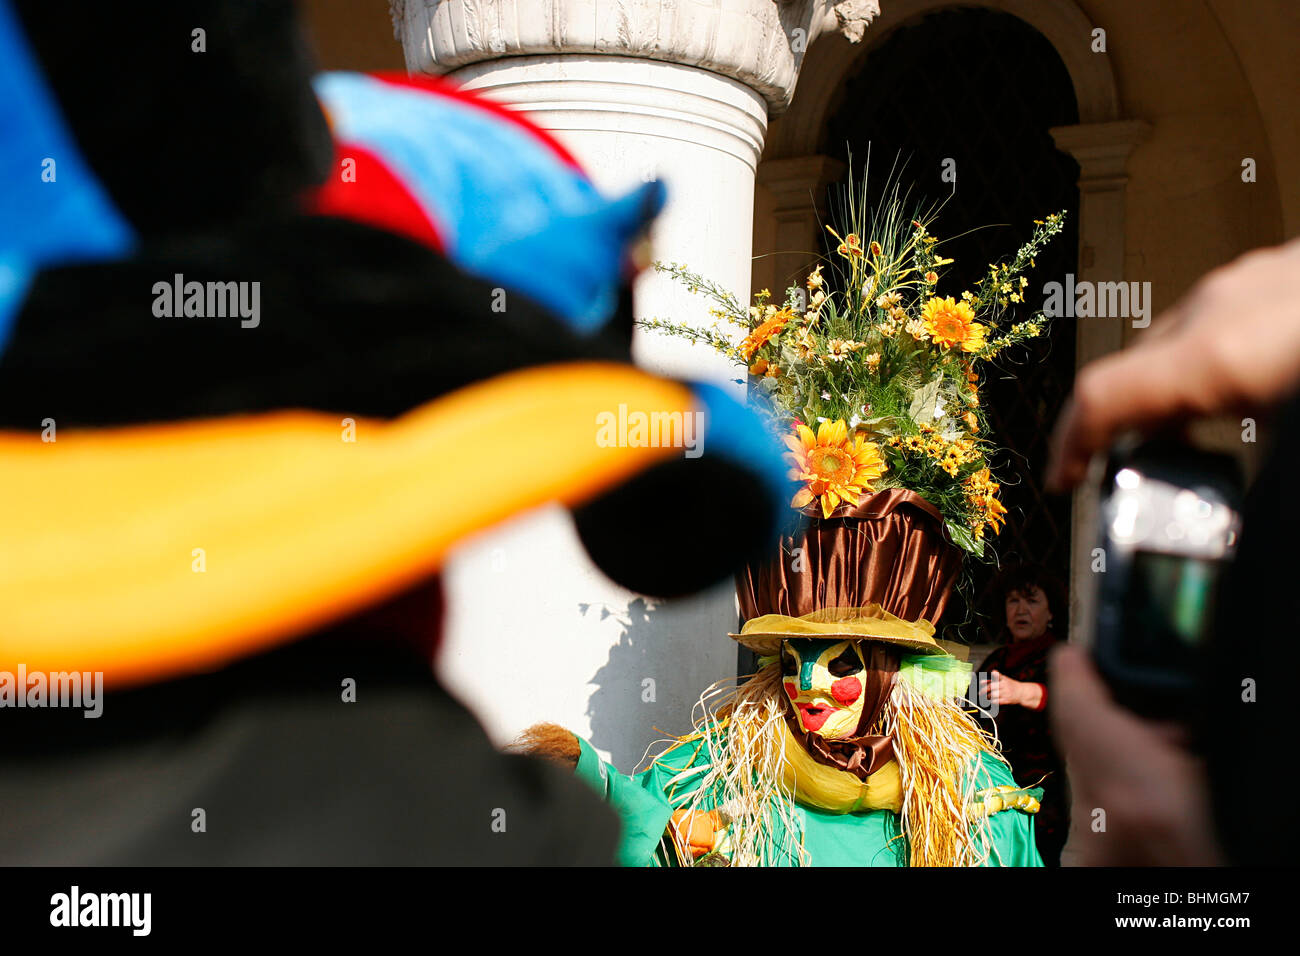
xmin=643 ymin=663 xmax=808 ymax=867
xmin=883 ymin=678 xmax=1006 ymax=867
xmin=643 ymin=662 xmax=1008 ymax=867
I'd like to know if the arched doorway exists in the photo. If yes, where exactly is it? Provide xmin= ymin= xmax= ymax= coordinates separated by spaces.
xmin=821 ymin=7 xmax=1081 ymax=641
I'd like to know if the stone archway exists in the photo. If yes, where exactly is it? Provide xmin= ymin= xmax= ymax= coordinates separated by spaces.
xmin=755 ymin=0 xmax=1147 ymax=644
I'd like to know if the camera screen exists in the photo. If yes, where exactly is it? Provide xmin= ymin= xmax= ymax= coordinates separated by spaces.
xmin=1120 ymin=550 xmax=1221 ymax=669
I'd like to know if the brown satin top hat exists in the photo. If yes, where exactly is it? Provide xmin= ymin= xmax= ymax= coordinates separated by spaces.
xmin=736 ymin=488 xmax=963 ymax=625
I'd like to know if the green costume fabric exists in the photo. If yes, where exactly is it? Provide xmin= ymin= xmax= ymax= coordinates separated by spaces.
xmin=575 ymin=734 xmax=1044 ymax=867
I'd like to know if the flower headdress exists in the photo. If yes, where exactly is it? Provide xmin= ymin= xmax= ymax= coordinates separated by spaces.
xmin=639 ymin=164 xmax=1065 ymax=559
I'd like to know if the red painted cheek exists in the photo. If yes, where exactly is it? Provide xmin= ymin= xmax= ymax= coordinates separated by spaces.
xmin=784 ymin=681 xmax=799 ymax=700
xmin=831 ymin=676 xmax=862 ymax=705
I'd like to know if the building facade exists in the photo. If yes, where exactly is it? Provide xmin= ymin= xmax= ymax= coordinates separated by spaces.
xmin=303 ymin=0 xmax=1296 ymax=766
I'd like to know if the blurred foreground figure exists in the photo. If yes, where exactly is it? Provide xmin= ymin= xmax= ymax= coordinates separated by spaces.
xmin=0 ymin=0 xmax=787 ymax=864
xmin=1048 ymin=236 xmax=1300 ymax=866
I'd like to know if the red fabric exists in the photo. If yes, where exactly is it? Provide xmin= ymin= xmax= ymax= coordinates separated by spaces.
xmin=305 ymin=142 xmax=445 ymax=251
xmin=1031 ymin=683 xmax=1048 ymax=712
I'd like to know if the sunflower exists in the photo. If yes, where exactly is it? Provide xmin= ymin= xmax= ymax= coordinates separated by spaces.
xmin=739 ymin=307 xmax=795 ymax=361
xmin=784 ymin=420 xmax=887 ymax=519
xmin=921 ymin=296 xmax=987 ymax=352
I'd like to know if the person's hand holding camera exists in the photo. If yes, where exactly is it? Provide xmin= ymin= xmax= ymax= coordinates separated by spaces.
xmin=1045 ymin=236 xmax=1300 ymax=866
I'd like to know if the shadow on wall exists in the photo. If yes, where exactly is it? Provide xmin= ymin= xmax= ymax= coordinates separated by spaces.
xmin=582 ymin=597 xmax=701 ymax=773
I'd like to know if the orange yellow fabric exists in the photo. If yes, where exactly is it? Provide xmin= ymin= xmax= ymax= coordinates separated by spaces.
xmin=0 ymin=362 xmax=692 ymax=688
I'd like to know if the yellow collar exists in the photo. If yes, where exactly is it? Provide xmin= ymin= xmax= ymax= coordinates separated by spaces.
xmin=778 ymin=718 xmax=903 ymax=814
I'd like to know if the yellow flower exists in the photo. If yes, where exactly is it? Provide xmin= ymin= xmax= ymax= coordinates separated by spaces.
xmin=807 ymin=265 xmax=825 ymax=291
xmin=793 ymin=328 xmax=818 ymax=361
xmin=784 ymin=420 xmax=887 ymax=519
xmin=920 ymin=296 xmax=987 ymax=352
xmin=876 ymin=290 xmax=902 ymax=310
xmin=965 ymin=466 xmax=995 ymax=493
xmin=984 ymin=492 xmax=1008 ymax=534
xmin=739 ymin=307 xmax=795 ymax=361
xmin=924 ymin=271 xmax=939 ymax=284
xmin=825 ymin=338 xmax=860 ymax=362
xmin=963 ymin=467 xmax=1008 ymax=535
xmin=865 ymin=352 xmax=881 ymax=372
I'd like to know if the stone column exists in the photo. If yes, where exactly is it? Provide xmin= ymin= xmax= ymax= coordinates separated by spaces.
xmin=1049 ymin=119 xmax=1150 ymax=648
xmin=391 ymin=0 xmax=878 ymax=768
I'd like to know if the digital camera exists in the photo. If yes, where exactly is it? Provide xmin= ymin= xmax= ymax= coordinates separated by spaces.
xmin=1090 ymin=437 xmax=1243 ymax=718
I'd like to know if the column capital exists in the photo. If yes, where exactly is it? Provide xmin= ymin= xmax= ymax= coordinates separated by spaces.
xmin=1051 ymin=119 xmax=1152 ymax=183
xmin=391 ymin=0 xmax=881 ymax=114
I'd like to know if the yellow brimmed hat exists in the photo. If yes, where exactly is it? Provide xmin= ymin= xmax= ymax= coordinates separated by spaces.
xmin=730 ymin=605 xmax=947 ymax=657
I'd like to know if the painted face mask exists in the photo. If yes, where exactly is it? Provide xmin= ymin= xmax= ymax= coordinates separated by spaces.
xmin=779 ymin=638 xmax=866 ymax=739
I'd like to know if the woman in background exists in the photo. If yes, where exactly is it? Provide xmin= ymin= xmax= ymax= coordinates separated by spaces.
xmin=979 ymin=563 xmax=1069 ymax=865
